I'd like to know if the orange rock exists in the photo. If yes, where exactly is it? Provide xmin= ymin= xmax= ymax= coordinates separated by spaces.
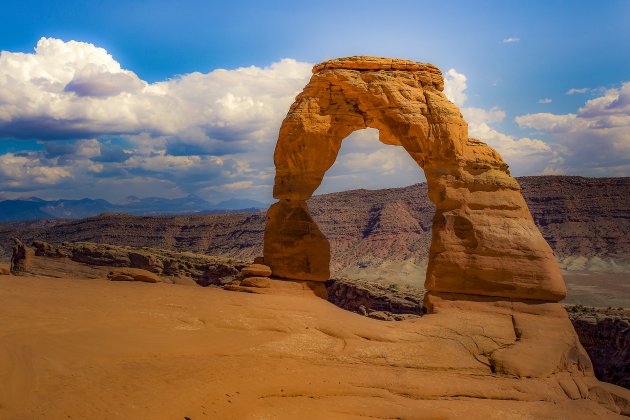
xmin=264 ymin=56 xmax=566 ymax=301
xmin=240 ymin=264 xmax=272 ymax=277
xmin=108 ymin=268 xmax=160 ymax=283
xmin=241 ymin=277 xmax=271 ymax=288
xmin=423 ymin=291 xmax=592 ymax=378
xmin=263 ymin=200 xmax=330 ymax=281
xmin=10 ymin=238 xmax=34 ymax=275
xmin=0 ymin=262 xmax=10 ymax=275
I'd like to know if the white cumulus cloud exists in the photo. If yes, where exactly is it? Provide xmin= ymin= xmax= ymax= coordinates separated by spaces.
xmin=0 ymin=37 xmax=312 ymax=141
xmin=443 ymin=71 xmax=556 ymax=175
xmin=516 ymin=82 xmax=630 ymax=175
xmin=443 ymin=68 xmax=467 ymax=107
xmin=0 ymin=37 xmax=313 ymax=201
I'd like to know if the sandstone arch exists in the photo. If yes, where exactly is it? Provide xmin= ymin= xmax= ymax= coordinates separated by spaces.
xmin=264 ymin=56 xmax=566 ymax=302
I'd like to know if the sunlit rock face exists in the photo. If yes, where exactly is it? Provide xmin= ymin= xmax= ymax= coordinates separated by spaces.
xmin=264 ymin=56 xmax=565 ymax=302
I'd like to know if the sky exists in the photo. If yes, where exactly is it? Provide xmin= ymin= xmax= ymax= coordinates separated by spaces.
xmin=0 ymin=0 xmax=628 ymax=203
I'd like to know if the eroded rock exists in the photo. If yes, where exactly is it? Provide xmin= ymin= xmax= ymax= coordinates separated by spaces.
xmin=240 ymin=263 xmax=272 ymax=277
xmin=108 ymin=268 xmax=160 ymax=283
xmin=241 ymin=277 xmax=272 ymax=288
xmin=32 ymin=240 xmax=68 ymax=258
xmin=263 ymin=56 xmax=565 ymax=301
xmin=22 ymin=241 xmax=242 ymax=286
xmin=10 ymin=238 xmax=34 ymax=275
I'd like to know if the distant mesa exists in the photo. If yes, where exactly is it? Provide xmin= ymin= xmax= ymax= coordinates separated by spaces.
xmin=263 ymin=56 xmax=565 ymax=302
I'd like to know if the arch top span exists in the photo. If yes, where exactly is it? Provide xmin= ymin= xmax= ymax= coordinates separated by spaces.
xmin=264 ymin=56 xmax=566 ymax=302
xmin=312 ymin=56 xmax=443 ymax=86
xmin=273 ymin=56 xmax=467 ymax=201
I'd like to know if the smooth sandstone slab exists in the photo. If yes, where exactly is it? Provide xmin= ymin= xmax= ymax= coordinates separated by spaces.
xmin=264 ymin=56 xmax=566 ymax=301
xmin=1 ymin=276 xmax=628 ymax=419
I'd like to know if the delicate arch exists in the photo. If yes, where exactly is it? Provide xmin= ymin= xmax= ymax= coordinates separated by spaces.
xmin=263 ymin=57 xmax=565 ymax=301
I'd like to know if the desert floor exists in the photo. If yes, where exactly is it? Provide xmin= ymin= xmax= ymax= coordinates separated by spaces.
xmin=563 ymin=273 xmax=630 ymax=308
xmin=0 ymin=274 xmax=626 ymax=420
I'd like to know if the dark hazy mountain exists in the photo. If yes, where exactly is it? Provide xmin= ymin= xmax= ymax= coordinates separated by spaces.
xmin=0 ymin=200 xmax=52 ymax=222
xmin=0 ymin=194 xmax=266 ymax=222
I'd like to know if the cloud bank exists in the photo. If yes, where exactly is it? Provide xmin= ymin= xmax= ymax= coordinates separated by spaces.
xmin=0 ymin=38 xmax=311 ymax=200
xmin=0 ymin=38 xmax=627 ymax=201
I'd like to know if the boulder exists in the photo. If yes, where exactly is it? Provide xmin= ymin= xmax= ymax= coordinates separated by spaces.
xmin=240 ymin=264 xmax=272 ymax=277
xmin=108 ymin=268 xmax=160 ymax=283
xmin=10 ymin=238 xmax=34 ymax=275
xmin=0 ymin=262 xmax=10 ymax=275
xmin=241 ymin=277 xmax=271 ymax=288
xmin=128 ymin=252 xmax=164 ymax=273
xmin=32 ymin=240 xmax=68 ymax=258
xmin=71 ymin=243 xmax=130 ymax=267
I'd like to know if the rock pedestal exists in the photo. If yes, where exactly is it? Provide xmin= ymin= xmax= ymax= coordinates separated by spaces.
xmin=263 ymin=200 xmax=330 ymax=281
xmin=10 ymin=238 xmax=34 ymax=275
xmin=263 ymin=56 xmax=565 ymax=302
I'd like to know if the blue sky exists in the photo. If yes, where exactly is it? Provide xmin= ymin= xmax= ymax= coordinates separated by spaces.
xmin=0 ymin=0 xmax=628 ymax=202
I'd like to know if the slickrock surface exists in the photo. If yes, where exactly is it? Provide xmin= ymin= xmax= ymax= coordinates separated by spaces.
xmin=1 ymin=274 xmax=629 ymax=419
xmin=326 ymin=277 xmax=630 ymax=390
xmin=264 ymin=56 xmax=565 ymax=301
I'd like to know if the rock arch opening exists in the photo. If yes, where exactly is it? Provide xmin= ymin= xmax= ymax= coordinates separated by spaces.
xmin=263 ymin=56 xmax=566 ymax=302
xmin=310 ymin=127 xmax=428 ymax=282
xmin=314 ymin=127 xmax=423 ymax=195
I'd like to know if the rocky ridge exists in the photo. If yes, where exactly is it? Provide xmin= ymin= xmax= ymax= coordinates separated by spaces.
xmin=22 ymin=240 xmax=245 ymax=286
xmin=2 ymin=177 xmax=627 ymax=281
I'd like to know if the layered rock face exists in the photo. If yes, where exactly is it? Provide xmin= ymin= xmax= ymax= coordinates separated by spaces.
xmin=264 ymin=56 xmax=565 ymax=302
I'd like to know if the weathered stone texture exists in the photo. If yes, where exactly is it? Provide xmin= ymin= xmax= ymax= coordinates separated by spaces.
xmin=10 ymin=238 xmax=34 ymax=275
xmin=264 ymin=56 xmax=565 ymax=301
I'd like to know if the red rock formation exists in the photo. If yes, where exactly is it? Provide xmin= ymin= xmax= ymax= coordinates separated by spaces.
xmin=10 ymin=238 xmax=34 ymax=275
xmin=264 ymin=56 xmax=565 ymax=302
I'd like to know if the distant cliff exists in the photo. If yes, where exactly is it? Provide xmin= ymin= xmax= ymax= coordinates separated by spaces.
xmin=1 ymin=176 xmax=629 ymax=279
